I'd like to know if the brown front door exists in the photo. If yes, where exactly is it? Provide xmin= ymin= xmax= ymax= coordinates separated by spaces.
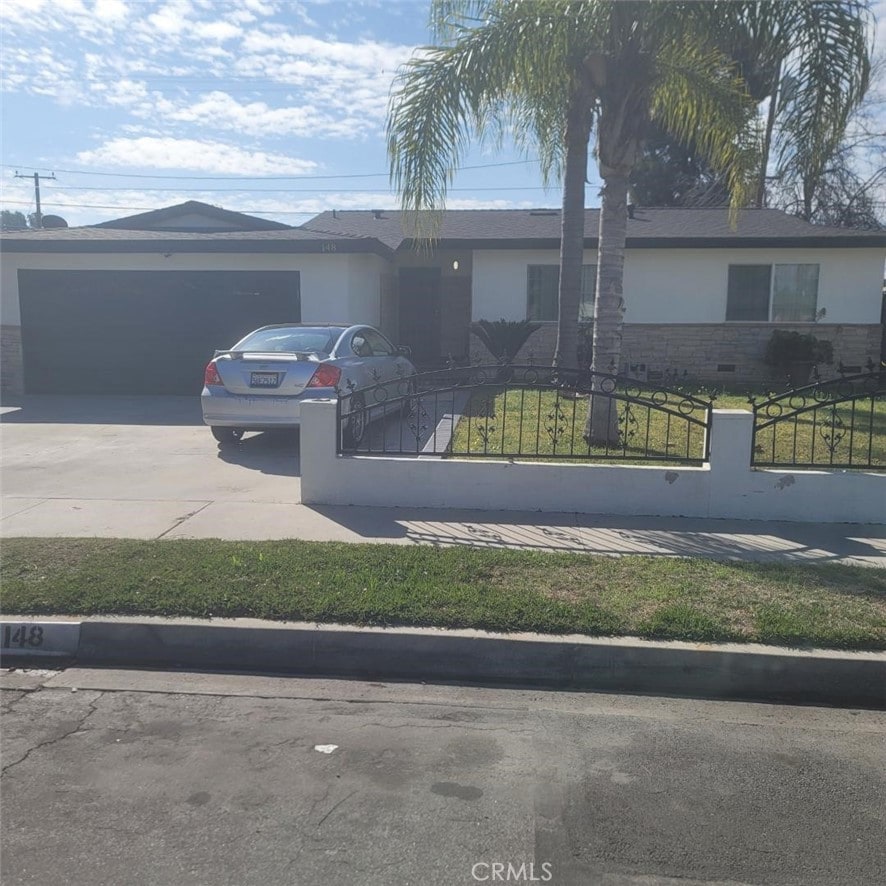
xmin=398 ymin=268 xmax=442 ymax=367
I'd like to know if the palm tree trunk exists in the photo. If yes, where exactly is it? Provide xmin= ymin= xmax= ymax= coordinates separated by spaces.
xmin=584 ymin=170 xmax=629 ymax=444
xmin=755 ymin=61 xmax=780 ymax=209
xmin=553 ymin=92 xmax=592 ymax=369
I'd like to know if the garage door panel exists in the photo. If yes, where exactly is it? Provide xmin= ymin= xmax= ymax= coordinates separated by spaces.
xmin=19 ymin=270 xmax=301 ymax=394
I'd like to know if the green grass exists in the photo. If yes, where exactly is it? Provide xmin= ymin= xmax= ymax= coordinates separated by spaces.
xmin=448 ymin=386 xmax=885 ymax=468
xmin=2 ymin=538 xmax=884 ymax=650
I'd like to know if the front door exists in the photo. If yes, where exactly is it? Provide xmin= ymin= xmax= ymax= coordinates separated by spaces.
xmin=398 ymin=268 xmax=442 ymax=367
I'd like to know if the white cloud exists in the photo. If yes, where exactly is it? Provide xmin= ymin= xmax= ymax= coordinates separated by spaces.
xmin=192 ymin=20 xmax=242 ymax=42
xmin=76 ymin=136 xmax=319 ymax=175
xmin=93 ymin=0 xmax=129 ymax=24
xmin=146 ymin=0 xmax=193 ymax=35
xmin=241 ymin=30 xmax=410 ymax=71
xmin=163 ymin=90 xmax=360 ymax=138
xmin=0 ymin=0 xmax=50 ymax=25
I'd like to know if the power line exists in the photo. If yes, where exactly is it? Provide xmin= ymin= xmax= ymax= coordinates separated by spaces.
xmin=34 ymin=185 xmax=555 ymax=193
xmin=0 ymin=199 xmax=326 ymax=215
xmin=1 ymin=158 xmax=541 ymax=181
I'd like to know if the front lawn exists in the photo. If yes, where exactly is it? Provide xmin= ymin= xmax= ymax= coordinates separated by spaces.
xmin=2 ymin=538 xmax=884 ymax=650
xmin=446 ymin=385 xmax=885 ymax=468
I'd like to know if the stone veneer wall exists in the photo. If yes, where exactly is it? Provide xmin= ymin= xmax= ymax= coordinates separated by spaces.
xmin=471 ymin=322 xmax=882 ymax=386
xmin=0 ymin=325 xmax=23 ymax=396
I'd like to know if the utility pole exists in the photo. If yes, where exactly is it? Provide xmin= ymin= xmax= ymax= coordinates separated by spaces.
xmin=14 ymin=170 xmax=56 ymax=228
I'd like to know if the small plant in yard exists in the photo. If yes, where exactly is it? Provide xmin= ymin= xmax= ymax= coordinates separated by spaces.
xmin=764 ymin=330 xmax=834 ymax=385
xmin=471 ymin=319 xmax=541 ymax=364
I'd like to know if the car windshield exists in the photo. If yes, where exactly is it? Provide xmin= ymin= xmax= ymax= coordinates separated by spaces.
xmin=234 ymin=327 xmax=342 ymax=354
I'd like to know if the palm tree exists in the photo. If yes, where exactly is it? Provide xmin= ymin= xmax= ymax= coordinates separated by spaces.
xmin=387 ymin=1 xmax=871 ymax=441
xmin=388 ymin=0 xmax=757 ymax=442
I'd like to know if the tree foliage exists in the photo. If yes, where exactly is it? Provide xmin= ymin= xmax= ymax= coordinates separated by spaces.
xmin=0 ymin=210 xmax=29 ymax=230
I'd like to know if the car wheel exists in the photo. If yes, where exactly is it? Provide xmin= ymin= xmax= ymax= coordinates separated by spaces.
xmin=211 ymin=427 xmax=244 ymax=446
xmin=343 ymin=394 xmax=366 ymax=447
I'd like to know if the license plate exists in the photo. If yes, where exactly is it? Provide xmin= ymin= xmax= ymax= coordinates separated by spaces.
xmin=250 ymin=372 xmax=280 ymax=387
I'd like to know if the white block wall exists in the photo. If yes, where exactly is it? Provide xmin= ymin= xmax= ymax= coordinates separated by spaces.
xmin=300 ymin=401 xmax=885 ymax=525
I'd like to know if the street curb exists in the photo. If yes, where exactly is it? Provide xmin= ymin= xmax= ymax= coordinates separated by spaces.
xmin=2 ymin=617 xmax=884 ymax=708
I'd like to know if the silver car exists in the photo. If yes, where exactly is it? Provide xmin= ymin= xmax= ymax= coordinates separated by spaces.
xmin=201 ymin=323 xmax=416 ymax=446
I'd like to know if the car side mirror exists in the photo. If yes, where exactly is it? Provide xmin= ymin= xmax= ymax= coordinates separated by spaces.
xmin=397 ymin=345 xmax=412 ymax=357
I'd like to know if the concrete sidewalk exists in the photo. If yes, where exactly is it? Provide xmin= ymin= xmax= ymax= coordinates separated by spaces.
xmin=2 ymin=494 xmax=884 ymax=565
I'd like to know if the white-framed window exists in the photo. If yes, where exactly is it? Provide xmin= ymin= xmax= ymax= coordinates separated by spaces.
xmin=527 ymin=264 xmax=597 ymax=322
xmin=726 ymin=263 xmax=820 ymax=322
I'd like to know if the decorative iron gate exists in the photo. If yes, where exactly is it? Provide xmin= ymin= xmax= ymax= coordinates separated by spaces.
xmin=336 ymin=363 xmax=713 ymax=463
xmin=750 ymin=368 xmax=885 ymax=470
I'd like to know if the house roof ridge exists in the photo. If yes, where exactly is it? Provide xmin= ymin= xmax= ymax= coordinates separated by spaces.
xmin=297 ymin=224 xmax=376 ymax=240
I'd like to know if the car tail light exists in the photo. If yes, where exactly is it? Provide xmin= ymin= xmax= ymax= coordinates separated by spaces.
xmin=307 ymin=364 xmax=342 ymax=388
xmin=204 ymin=361 xmax=222 ymax=386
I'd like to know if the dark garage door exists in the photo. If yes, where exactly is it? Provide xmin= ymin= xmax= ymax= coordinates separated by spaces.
xmin=19 ymin=270 xmax=301 ymax=394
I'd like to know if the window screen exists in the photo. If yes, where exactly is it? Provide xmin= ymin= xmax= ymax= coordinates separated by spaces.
xmin=772 ymin=264 xmax=819 ymax=322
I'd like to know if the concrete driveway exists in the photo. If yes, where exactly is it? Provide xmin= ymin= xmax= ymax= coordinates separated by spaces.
xmin=1 ymin=395 xmax=302 ymax=537
xmin=3 ymin=395 xmax=883 ymax=563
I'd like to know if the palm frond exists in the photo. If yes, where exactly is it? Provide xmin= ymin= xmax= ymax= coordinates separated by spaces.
xmin=387 ymin=3 xmax=594 ymax=239
xmin=771 ymin=1 xmax=873 ymax=193
xmin=652 ymin=43 xmax=762 ymax=218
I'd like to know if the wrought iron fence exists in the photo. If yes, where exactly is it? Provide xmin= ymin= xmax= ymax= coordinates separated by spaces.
xmin=749 ymin=368 xmax=885 ymax=470
xmin=336 ymin=363 xmax=713 ymax=463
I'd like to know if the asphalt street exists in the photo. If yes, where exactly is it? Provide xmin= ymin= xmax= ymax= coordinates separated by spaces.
xmin=1 ymin=669 xmax=884 ymax=886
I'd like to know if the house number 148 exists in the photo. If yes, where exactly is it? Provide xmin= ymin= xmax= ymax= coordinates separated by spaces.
xmin=2 ymin=625 xmax=44 ymax=648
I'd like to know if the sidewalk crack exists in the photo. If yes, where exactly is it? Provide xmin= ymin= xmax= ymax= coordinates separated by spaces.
xmin=155 ymin=501 xmax=213 ymax=539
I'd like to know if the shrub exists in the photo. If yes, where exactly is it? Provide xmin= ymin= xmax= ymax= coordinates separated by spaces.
xmin=763 ymin=330 xmax=834 ymax=369
xmin=470 ymin=319 xmax=541 ymax=363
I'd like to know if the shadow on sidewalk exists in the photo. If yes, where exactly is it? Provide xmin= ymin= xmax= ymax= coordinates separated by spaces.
xmin=302 ymin=505 xmax=886 ymax=566
xmin=215 ymin=430 xmax=301 ymax=477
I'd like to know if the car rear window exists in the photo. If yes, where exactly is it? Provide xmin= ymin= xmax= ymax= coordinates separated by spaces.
xmin=235 ymin=327 xmax=342 ymax=354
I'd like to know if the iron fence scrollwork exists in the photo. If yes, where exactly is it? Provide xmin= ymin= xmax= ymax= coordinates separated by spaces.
xmin=336 ymin=363 xmax=713 ymax=464
xmin=749 ymin=368 xmax=884 ymax=470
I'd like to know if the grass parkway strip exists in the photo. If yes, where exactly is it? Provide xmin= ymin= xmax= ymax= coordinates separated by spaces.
xmin=2 ymin=539 xmax=884 ymax=651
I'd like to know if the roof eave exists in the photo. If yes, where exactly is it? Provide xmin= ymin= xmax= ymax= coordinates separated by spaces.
xmin=397 ymin=235 xmax=886 ymax=251
xmin=0 ymin=238 xmax=395 ymax=258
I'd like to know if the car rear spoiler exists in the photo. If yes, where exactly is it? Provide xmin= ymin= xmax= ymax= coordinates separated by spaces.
xmin=212 ymin=349 xmax=327 ymax=360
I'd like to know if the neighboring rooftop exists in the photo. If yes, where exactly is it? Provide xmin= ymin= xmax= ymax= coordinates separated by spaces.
xmin=0 ymin=202 xmax=389 ymax=255
xmin=303 ymin=207 xmax=886 ymax=250
xmin=93 ymin=200 xmax=293 ymax=232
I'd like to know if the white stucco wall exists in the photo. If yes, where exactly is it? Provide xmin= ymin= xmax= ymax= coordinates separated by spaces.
xmin=300 ymin=401 xmax=885 ymax=524
xmin=0 ymin=250 xmax=376 ymax=327
xmin=471 ymin=247 xmax=885 ymax=325
xmin=346 ymin=253 xmax=386 ymax=326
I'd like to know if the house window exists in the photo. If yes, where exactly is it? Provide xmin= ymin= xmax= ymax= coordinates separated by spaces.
xmin=726 ymin=264 xmax=819 ymax=322
xmin=527 ymin=265 xmax=597 ymax=322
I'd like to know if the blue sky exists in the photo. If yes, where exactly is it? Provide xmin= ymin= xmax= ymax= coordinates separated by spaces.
xmin=1 ymin=0 xmax=883 ymax=229
xmin=0 ymin=0 xmax=564 ymax=227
